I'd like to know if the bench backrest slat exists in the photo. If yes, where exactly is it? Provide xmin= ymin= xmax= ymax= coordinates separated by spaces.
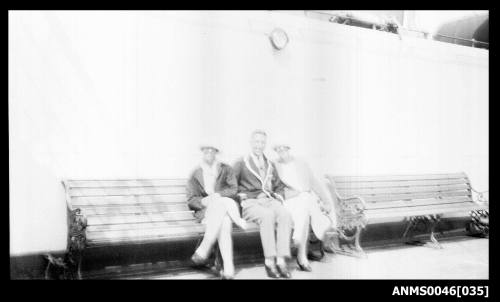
xmin=326 ymin=173 xmax=472 ymax=203
xmin=336 ymin=183 xmax=470 ymax=196
xmin=77 ymin=203 xmax=190 ymax=215
xmin=333 ymin=178 xmax=468 ymax=189
xmin=69 ymin=186 xmax=186 ymax=197
xmin=331 ymin=172 xmax=467 ymax=183
xmin=71 ymin=194 xmax=187 ymax=206
xmin=66 ymin=179 xmax=187 ymax=188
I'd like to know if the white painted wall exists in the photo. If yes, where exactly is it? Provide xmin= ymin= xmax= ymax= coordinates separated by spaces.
xmin=9 ymin=11 xmax=488 ymax=255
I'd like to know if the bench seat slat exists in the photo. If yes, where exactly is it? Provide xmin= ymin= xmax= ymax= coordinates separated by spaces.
xmin=365 ymin=202 xmax=483 ymax=219
xmin=329 ymin=173 xmax=467 ymax=183
xmin=87 ymin=225 xmax=207 ymax=241
xmin=87 ymin=236 xmax=195 ymax=246
xmin=364 ymin=196 xmax=472 ymax=210
xmin=337 ymin=183 xmax=470 ymax=196
xmin=357 ymin=190 xmax=470 ymax=203
xmin=71 ymin=194 xmax=187 ymax=206
xmin=88 ymin=232 xmax=206 ymax=246
xmin=86 ymin=211 xmax=197 ymax=225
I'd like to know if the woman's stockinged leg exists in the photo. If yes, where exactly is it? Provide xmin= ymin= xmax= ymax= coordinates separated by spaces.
xmin=220 ymin=197 xmax=248 ymax=230
xmin=195 ymin=200 xmax=227 ymax=258
xmin=286 ymin=194 xmax=310 ymax=246
xmin=218 ymin=215 xmax=235 ymax=277
xmin=297 ymin=214 xmax=311 ymax=265
xmin=309 ymin=197 xmax=334 ymax=242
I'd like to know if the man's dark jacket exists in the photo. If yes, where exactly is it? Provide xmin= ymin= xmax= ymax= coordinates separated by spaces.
xmin=233 ymin=155 xmax=286 ymax=201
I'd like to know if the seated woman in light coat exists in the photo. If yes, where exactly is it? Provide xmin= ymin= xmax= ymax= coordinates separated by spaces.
xmin=274 ymin=143 xmax=336 ymax=272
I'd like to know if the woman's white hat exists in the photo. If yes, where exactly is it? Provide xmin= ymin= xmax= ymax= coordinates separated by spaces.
xmin=273 ymin=142 xmax=291 ymax=152
xmin=200 ymin=144 xmax=220 ymax=153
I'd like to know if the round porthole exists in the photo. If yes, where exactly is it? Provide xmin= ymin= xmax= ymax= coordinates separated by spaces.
xmin=269 ymin=28 xmax=289 ymax=50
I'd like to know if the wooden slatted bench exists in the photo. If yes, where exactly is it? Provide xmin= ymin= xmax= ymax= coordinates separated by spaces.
xmin=325 ymin=172 xmax=489 ymax=257
xmin=59 ymin=179 xmax=259 ymax=279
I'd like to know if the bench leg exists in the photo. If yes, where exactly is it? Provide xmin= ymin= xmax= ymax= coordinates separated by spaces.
xmin=65 ymin=208 xmax=87 ymax=279
xmin=65 ymin=248 xmax=84 ymax=279
xmin=353 ymin=226 xmax=366 ymax=258
xmin=44 ymin=252 xmax=82 ymax=280
xmin=404 ymin=215 xmax=443 ymax=249
xmin=77 ymin=257 xmax=83 ymax=280
xmin=428 ymin=215 xmax=443 ymax=249
xmin=402 ymin=218 xmax=415 ymax=239
xmin=402 ymin=216 xmax=421 ymax=244
xmin=336 ymin=226 xmax=366 ymax=258
xmin=468 ymin=210 xmax=489 ymax=238
xmin=44 ymin=259 xmax=51 ymax=280
xmin=44 ymin=254 xmax=68 ymax=280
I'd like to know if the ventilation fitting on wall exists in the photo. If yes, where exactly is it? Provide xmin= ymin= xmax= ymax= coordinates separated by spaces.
xmin=269 ymin=28 xmax=289 ymax=50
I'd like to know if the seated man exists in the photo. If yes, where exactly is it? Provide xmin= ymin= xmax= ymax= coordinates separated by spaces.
xmin=186 ymin=143 xmax=247 ymax=279
xmin=233 ymin=130 xmax=293 ymax=279
xmin=274 ymin=143 xmax=337 ymax=272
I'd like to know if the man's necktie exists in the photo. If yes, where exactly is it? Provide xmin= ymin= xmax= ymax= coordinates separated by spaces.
xmin=257 ymin=156 xmax=266 ymax=179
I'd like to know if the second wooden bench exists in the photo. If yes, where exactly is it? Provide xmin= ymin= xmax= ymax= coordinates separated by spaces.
xmin=325 ymin=172 xmax=489 ymax=257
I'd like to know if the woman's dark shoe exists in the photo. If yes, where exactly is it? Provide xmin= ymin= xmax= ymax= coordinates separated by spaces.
xmin=190 ymin=252 xmax=209 ymax=267
xmin=265 ymin=264 xmax=281 ymax=279
xmin=296 ymin=259 xmax=312 ymax=272
xmin=276 ymin=264 xmax=292 ymax=278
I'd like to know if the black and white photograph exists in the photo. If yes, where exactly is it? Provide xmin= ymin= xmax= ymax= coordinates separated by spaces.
xmin=9 ymin=10 xmax=489 ymax=284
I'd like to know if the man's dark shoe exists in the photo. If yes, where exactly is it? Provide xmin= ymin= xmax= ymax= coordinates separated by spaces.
xmin=190 ymin=252 xmax=209 ymax=267
xmin=277 ymin=264 xmax=292 ymax=278
xmin=307 ymin=251 xmax=324 ymax=261
xmin=265 ymin=264 xmax=281 ymax=278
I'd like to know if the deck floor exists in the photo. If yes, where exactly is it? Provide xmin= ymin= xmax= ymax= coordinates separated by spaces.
xmin=145 ymin=236 xmax=488 ymax=279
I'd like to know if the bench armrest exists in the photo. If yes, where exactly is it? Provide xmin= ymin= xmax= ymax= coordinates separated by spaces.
xmin=470 ymin=186 xmax=489 ymax=206
xmin=338 ymin=195 xmax=367 ymax=213
xmin=325 ymin=177 xmax=366 ymax=215
xmin=334 ymin=194 xmax=368 ymax=230
xmin=62 ymin=180 xmax=87 ymax=251
xmin=62 ymin=180 xmax=75 ymax=211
